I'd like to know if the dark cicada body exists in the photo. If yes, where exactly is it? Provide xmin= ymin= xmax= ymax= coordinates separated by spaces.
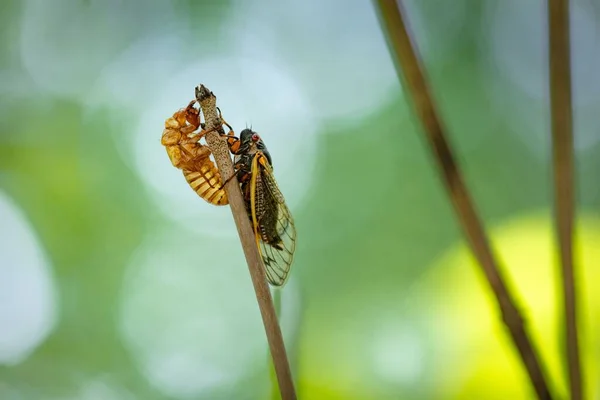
xmin=224 ymin=129 xmax=296 ymax=287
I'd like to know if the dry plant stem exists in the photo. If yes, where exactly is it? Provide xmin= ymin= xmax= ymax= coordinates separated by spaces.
xmin=374 ymin=1 xmax=554 ymax=399
xmin=195 ymin=85 xmax=297 ymax=400
xmin=548 ymin=0 xmax=582 ymax=398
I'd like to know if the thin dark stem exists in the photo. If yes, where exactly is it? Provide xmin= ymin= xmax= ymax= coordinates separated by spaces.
xmin=195 ymin=85 xmax=297 ymax=400
xmin=547 ymin=0 xmax=582 ymax=398
xmin=373 ymin=1 xmax=554 ymax=399
xmin=270 ymin=289 xmax=283 ymax=400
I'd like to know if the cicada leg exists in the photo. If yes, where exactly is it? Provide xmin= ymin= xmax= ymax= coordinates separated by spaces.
xmin=225 ymin=135 xmax=242 ymax=154
xmin=215 ymin=109 xmax=241 ymax=154
xmin=218 ymin=160 xmax=245 ymax=190
xmin=179 ymin=100 xmax=202 ymax=135
xmin=189 ymin=124 xmax=223 ymax=143
xmin=216 ymin=107 xmax=234 ymax=133
xmin=188 ymin=110 xmax=233 ymax=143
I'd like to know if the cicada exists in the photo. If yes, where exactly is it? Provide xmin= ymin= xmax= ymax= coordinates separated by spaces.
xmin=161 ymin=100 xmax=228 ymax=206
xmin=221 ymin=128 xmax=297 ymax=287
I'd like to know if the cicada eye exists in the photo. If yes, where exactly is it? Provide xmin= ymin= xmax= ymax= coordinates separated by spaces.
xmin=252 ymin=134 xmax=260 ymax=142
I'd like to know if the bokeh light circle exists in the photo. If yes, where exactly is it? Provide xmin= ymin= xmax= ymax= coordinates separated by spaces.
xmin=297 ymin=292 xmax=433 ymax=398
xmin=118 ymin=229 xmax=269 ymax=398
xmin=19 ymin=0 xmax=178 ymax=100
xmin=0 ymin=190 xmax=58 ymax=365
xmin=228 ymin=0 xmax=401 ymax=127
xmin=370 ymin=322 xmax=426 ymax=386
xmin=228 ymin=0 xmax=468 ymax=130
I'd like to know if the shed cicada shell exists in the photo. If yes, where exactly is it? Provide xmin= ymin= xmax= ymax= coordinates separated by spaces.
xmin=221 ymin=128 xmax=297 ymax=286
xmin=161 ymin=100 xmax=228 ymax=206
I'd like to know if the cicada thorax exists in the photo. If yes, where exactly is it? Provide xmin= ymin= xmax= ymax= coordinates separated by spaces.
xmin=161 ymin=103 xmax=228 ymax=206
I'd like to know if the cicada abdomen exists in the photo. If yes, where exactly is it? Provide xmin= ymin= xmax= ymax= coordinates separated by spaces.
xmin=182 ymin=164 xmax=227 ymax=205
xmin=161 ymin=101 xmax=228 ymax=206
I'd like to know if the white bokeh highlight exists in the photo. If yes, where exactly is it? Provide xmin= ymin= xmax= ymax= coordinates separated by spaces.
xmin=0 ymin=190 xmax=58 ymax=365
xmin=19 ymin=0 xmax=178 ymax=100
xmin=228 ymin=0 xmax=400 ymax=127
xmin=371 ymin=323 xmax=425 ymax=385
xmin=84 ymin=28 xmax=201 ymax=118
xmin=228 ymin=0 xmax=467 ymax=128
xmin=118 ymin=229 xmax=269 ymax=398
xmin=481 ymin=0 xmax=600 ymax=156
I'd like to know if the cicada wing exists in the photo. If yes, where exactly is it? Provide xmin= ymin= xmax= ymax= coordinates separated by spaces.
xmin=257 ymin=202 xmax=296 ymax=286
xmin=250 ymin=153 xmax=297 ymax=287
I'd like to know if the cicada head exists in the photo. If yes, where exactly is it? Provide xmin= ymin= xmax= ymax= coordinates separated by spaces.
xmin=240 ymin=128 xmax=257 ymax=145
xmin=239 ymin=128 xmax=273 ymax=166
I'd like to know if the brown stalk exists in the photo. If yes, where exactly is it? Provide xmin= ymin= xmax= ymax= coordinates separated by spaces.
xmin=195 ymin=84 xmax=297 ymax=400
xmin=373 ymin=1 xmax=554 ymax=398
xmin=547 ymin=0 xmax=582 ymax=398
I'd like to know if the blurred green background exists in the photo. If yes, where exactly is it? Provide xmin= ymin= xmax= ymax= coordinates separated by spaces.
xmin=1 ymin=0 xmax=600 ymax=399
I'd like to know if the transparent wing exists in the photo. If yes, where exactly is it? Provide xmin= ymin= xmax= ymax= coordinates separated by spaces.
xmin=258 ymin=200 xmax=296 ymax=286
xmin=250 ymin=153 xmax=297 ymax=287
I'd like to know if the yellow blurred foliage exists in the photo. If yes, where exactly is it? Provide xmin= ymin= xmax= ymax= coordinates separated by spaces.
xmin=421 ymin=210 xmax=600 ymax=399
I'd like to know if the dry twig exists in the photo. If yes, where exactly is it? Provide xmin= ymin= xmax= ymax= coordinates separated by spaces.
xmin=195 ymin=84 xmax=297 ymax=400
xmin=373 ymin=1 xmax=554 ymax=398
xmin=547 ymin=0 xmax=582 ymax=398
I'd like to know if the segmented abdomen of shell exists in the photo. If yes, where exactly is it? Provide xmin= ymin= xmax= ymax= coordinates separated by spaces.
xmin=183 ymin=160 xmax=228 ymax=206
